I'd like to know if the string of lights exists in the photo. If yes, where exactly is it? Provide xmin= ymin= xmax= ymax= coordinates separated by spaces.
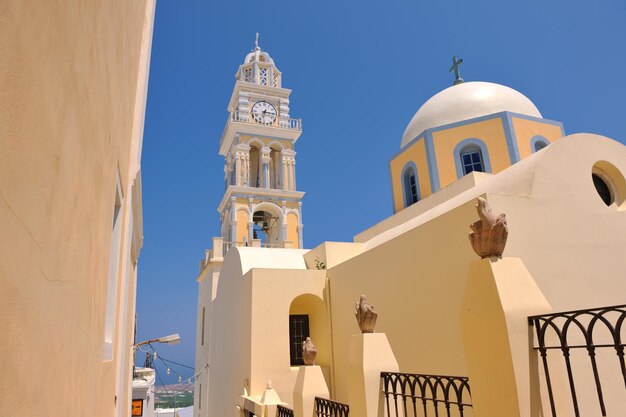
xmin=141 ymin=342 xmax=209 ymax=392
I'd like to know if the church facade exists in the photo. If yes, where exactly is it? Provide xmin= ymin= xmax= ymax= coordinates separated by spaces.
xmin=195 ymin=40 xmax=626 ymax=417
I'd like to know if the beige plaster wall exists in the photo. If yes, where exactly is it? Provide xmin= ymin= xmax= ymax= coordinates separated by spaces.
xmin=207 ymin=250 xmax=253 ymax=417
xmin=328 ymin=134 xmax=626 ymax=413
xmin=328 ymin=200 xmax=479 ymax=403
xmin=207 ymin=248 xmax=329 ymax=417
xmin=249 ymin=268 xmax=329 ymax=401
xmin=0 ymin=1 xmax=154 ymax=415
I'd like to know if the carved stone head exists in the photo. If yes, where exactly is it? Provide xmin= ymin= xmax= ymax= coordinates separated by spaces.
xmin=355 ymin=295 xmax=378 ymax=333
xmin=469 ymin=197 xmax=508 ymax=258
xmin=302 ymin=337 xmax=317 ymax=366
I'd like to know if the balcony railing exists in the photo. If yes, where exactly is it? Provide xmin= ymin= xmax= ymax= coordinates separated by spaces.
xmin=380 ymin=372 xmax=472 ymax=417
xmin=230 ymin=110 xmax=302 ymax=131
xmin=222 ymin=240 xmax=284 ymax=255
xmin=277 ymin=405 xmax=294 ymax=417
xmin=529 ymin=304 xmax=626 ymax=417
xmin=314 ymin=397 xmax=349 ymax=417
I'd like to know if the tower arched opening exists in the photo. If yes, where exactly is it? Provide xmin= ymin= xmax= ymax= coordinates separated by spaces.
xmin=249 ymin=144 xmax=261 ymax=188
xmin=269 ymin=145 xmax=282 ymax=189
xmin=251 ymin=206 xmax=282 ymax=247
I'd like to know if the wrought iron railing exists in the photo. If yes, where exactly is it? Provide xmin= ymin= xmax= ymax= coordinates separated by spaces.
xmin=314 ymin=397 xmax=350 ymax=417
xmin=381 ymin=372 xmax=472 ymax=417
xmin=277 ymin=404 xmax=294 ymax=417
xmin=529 ymin=304 xmax=626 ymax=417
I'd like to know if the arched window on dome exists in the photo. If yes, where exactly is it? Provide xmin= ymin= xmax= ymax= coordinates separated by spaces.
xmin=454 ymin=138 xmax=492 ymax=179
xmin=402 ymin=162 xmax=420 ymax=207
xmin=531 ymin=135 xmax=549 ymax=153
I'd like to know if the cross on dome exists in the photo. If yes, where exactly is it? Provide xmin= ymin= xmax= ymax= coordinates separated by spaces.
xmin=450 ymin=56 xmax=464 ymax=86
xmin=255 ymin=32 xmax=260 ymax=51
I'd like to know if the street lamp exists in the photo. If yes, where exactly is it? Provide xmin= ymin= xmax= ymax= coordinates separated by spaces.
xmin=133 ymin=333 xmax=181 ymax=378
xmin=134 ymin=333 xmax=181 ymax=349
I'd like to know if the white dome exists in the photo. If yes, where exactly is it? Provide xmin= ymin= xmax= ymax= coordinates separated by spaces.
xmin=401 ymin=81 xmax=542 ymax=148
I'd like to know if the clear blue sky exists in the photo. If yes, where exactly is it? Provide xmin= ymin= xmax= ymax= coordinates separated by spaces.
xmin=136 ymin=0 xmax=626 ymax=384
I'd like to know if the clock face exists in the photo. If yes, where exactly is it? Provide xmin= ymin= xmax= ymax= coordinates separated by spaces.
xmin=251 ymin=101 xmax=277 ymax=125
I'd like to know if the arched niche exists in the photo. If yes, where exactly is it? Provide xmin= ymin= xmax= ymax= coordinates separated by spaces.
xmin=288 ymin=294 xmax=330 ymax=368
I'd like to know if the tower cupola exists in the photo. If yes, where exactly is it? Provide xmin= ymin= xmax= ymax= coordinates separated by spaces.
xmin=235 ymin=33 xmax=282 ymax=88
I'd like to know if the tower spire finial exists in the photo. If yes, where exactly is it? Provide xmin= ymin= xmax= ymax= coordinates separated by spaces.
xmin=255 ymin=32 xmax=260 ymax=50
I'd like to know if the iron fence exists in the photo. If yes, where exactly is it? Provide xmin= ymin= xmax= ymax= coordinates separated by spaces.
xmin=314 ymin=396 xmax=350 ymax=417
xmin=529 ymin=304 xmax=626 ymax=417
xmin=277 ymin=404 xmax=294 ymax=417
xmin=380 ymin=371 xmax=472 ymax=417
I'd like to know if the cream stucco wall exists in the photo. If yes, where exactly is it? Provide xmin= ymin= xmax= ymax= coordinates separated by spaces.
xmin=202 ymin=124 xmax=626 ymax=415
xmin=207 ymin=248 xmax=328 ymax=417
xmin=326 ymin=133 xmax=626 ymax=413
xmin=0 ymin=1 xmax=154 ymax=416
xmin=328 ymin=200 xmax=478 ymax=402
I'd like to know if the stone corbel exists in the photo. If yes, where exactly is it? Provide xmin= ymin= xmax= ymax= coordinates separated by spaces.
xmin=237 ymin=92 xmax=250 ymax=122
xmin=279 ymin=98 xmax=290 ymax=127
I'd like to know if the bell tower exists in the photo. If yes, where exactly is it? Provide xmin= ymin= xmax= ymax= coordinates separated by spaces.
xmin=217 ymin=34 xmax=304 ymax=249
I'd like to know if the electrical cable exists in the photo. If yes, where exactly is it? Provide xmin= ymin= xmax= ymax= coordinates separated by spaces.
xmin=140 ymin=343 xmax=209 ymax=393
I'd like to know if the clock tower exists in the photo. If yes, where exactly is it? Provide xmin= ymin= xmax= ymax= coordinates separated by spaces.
xmin=217 ymin=34 xmax=304 ymax=249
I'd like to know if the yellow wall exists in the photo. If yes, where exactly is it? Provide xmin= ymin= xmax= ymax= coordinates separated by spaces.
xmin=512 ymin=117 xmax=564 ymax=159
xmin=327 ymin=200 xmax=479 ymax=403
xmin=433 ymin=118 xmax=510 ymax=187
xmin=236 ymin=207 xmax=249 ymax=243
xmin=0 ymin=1 xmax=153 ymax=416
xmin=390 ymin=137 xmax=431 ymax=212
xmin=287 ymin=212 xmax=299 ymax=248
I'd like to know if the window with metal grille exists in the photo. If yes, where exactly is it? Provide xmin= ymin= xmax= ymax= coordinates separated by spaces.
xmin=244 ymin=68 xmax=252 ymax=82
xmin=460 ymin=149 xmax=484 ymax=175
xmin=260 ymin=68 xmax=268 ymax=85
xmin=289 ymin=315 xmax=310 ymax=366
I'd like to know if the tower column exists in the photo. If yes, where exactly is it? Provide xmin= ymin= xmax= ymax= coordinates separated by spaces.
xmin=298 ymin=202 xmax=304 ymax=248
xmin=281 ymin=149 xmax=296 ymax=191
xmin=281 ymin=201 xmax=287 ymax=242
xmin=233 ymin=144 xmax=251 ymax=187
xmin=281 ymin=153 xmax=288 ymax=191
xmin=244 ymin=152 xmax=250 ymax=187
xmin=230 ymin=197 xmax=237 ymax=243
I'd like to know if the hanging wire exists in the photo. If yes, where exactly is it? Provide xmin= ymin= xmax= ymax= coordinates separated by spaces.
xmin=139 ymin=343 xmax=209 ymax=395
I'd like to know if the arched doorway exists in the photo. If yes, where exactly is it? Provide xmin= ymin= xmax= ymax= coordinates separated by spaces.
xmin=289 ymin=294 xmax=330 ymax=367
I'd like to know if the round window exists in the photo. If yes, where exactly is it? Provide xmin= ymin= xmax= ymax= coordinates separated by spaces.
xmin=592 ymin=173 xmax=613 ymax=206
